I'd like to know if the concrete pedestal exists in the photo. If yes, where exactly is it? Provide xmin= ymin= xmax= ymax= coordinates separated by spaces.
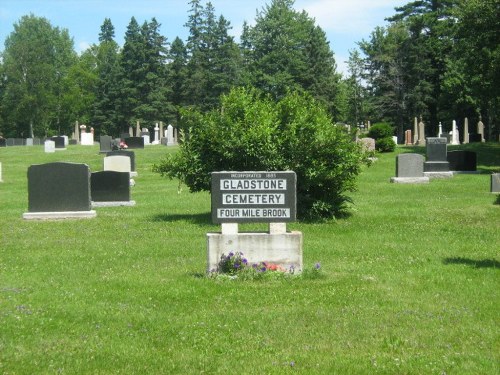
xmin=207 ymin=231 xmax=303 ymax=273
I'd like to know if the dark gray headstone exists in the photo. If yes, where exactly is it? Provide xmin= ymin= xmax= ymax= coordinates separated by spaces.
xmin=425 ymin=137 xmax=449 ymax=172
xmin=0 ymin=138 xmax=6 ymax=147
xmin=491 ymin=174 xmax=500 ymax=193
xmin=124 ymin=137 xmax=144 ymax=149
xmin=51 ymin=136 xmax=65 ymax=149
xmin=447 ymin=150 xmax=477 ymax=171
xmin=469 ymin=134 xmax=481 ymax=143
xmin=91 ymin=171 xmax=130 ymax=202
xmin=27 ymin=162 xmax=91 ymax=212
xmin=396 ymin=153 xmax=424 ymax=177
xmin=99 ymin=135 xmax=113 ymax=153
xmin=69 ymin=139 xmax=77 ymax=145
xmin=106 ymin=150 xmax=136 ymax=171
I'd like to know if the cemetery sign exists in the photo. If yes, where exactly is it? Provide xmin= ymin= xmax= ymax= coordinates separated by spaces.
xmin=211 ymin=171 xmax=296 ymax=223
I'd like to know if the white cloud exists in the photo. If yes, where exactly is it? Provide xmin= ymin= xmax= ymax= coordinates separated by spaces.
xmin=296 ymin=0 xmax=402 ymax=35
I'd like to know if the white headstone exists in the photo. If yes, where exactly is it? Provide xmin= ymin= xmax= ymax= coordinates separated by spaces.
xmin=80 ymin=132 xmax=94 ymax=146
xmin=463 ymin=117 xmax=469 ymax=144
xmin=44 ymin=140 xmax=55 ymax=153
xmin=62 ymin=135 xmax=69 ymax=147
xmin=26 ymin=138 xmax=34 ymax=146
xmin=167 ymin=124 xmax=175 ymax=145
xmin=152 ymin=123 xmax=160 ymax=145
xmin=392 ymin=136 xmax=398 ymax=145
xmin=438 ymin=122 xmax=443 ymax=137
xmin=478 ymin=117 xmax=485 ymax=142
xmin=103 ymin=155 xmax=131 ymax=173
xmin=413 ymin=117 xmax=418 ymax=144
xmin=451 ymin=120 xmax=460 ymax=145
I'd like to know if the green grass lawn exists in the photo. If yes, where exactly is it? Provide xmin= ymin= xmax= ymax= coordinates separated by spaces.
xmin=1 ymin=142 xmax=499 ymax=374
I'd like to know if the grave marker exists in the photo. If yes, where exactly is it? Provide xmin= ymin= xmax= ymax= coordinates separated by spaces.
xmin=23 ymin=162 xmax=96 ymax=219
xmin=91 ymin=171 xmax=135 ymax=207
xmin=424 ymin=137 xmax=452 ymax=178
xmin=491 ymin=174 xmax=500 ymax=193
xmin=390 ymin=153 xmax=429 ymax=183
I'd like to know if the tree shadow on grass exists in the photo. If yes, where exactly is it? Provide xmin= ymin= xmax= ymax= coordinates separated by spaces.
xmin=151 ymin=212 xmax=213 ymax=227
xmin=443 ymin=257 xmax=500 ymax=269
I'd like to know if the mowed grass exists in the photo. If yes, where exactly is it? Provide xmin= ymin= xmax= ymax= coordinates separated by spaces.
xmin=0 ymin=142 xmax=498 ymax=374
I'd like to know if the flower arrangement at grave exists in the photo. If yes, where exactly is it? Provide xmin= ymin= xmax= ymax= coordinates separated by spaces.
xmin=211 ymin=251 xmax=322 ymax=280
xmin=119 ymin=141 xmax=128 ymax=149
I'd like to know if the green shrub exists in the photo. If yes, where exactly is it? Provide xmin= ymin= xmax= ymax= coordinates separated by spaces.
xmin=375 ymin=137 xmax=396 ymax=152
xmin=367 ymin=122 xmax=394 ymax=140
xmin=153 ymin=87 xmax=365 ymax=220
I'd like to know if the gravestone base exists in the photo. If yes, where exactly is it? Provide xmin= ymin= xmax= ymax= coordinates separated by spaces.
xmin=206 ymin=231 xmax=303 ymax=273
xmin=131 ymin=171 xmax=138 ymax=177
xmin=423 ymin=171 xmax=454 ymax=179
xmin=424 ymin=161 xmax=450 ymax=172
xmin=92 ymin=201 xmax=136 ymax=208
xmin=390 ymin=177 xmax=429 ymax=184
xmin=452 ymin=171 xmax=481 ymax=175
xmin=22 ymin=210 xmax=96 ymax=220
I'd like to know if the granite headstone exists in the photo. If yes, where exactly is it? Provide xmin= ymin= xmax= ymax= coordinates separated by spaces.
xmin=447 ymin=150 xmax=477 ymax=172
xmin=91 ymin=171 xmax=131 ymax=203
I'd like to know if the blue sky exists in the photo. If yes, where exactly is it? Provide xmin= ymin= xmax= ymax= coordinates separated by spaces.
xmin=0 ymin=0 xmax=407 ymax=75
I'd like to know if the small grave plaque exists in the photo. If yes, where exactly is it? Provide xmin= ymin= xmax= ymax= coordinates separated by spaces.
xmin=211 ymin=171 xmax=296 ymax=223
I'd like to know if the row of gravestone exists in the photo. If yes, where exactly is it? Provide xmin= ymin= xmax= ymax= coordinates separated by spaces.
xmin=22 ymin=151 xmax=138 ymax=220
xmin=0 ymin=136 xmax=75 ymax=148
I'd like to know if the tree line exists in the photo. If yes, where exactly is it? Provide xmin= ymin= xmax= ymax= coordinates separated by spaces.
xmin=0 ymin=0 xmax=498 ymax=141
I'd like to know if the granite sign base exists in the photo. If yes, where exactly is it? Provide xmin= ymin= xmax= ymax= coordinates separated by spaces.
xmin=206 ymin=231 xmax=303 ymax=273
xmin=22 ymin=210 xmax=96 ymax=220
xmin=92 ymin=200 xmax=136 ymax=208
xmin=423 ymin=171 xmax=454 ymax=179
xmin=390 ymin=176 xmax=429 ymax=184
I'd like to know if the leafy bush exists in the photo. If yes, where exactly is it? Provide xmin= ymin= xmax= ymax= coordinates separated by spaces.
xmin=153 ymin=87 xmax=365 ymax=220
xmin=367 ymin=122 xmax=394 ymax=140
xmin=375 ymin=137 xmax=396 ymax=152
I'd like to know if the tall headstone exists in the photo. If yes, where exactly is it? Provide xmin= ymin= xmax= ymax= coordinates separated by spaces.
xmin=44 ymin=140 xmax=55 ymax=153
xmin=91 ymin=171 xmax=135 ymax=207
xmin=167 ymin=124 xmax=175 ymax=145
xmin=463 ymin=117 xmax=469 ymax=144
xmin=140 ymin=128 xmax=150 ymax=145
xmin=74 ymin=121 xmax=80 ymax=143
xmin=129 ymin=126 xmax=134 ymax=137
xmin=404 ymin=129 xmax=412 ymax=145
xmin=99 ymin=135 xmax=113 ymax=154
xmin=438 ymin=122 xmax=443 ymax=137
xmin=450 ymin=120 xmax=460 ymax=145
xmin=477 ymin=116 xmax=485 ymax=142
xmin=418 ymin=116 xmax=426 ymax=146
xmin=390 ymin=153 xmax=429 ymax=183
xmin=23 ymin=162 xmax=96 ymax=219
xmin=413 ymin=117 xmax=418 ymax=145
xmin=153 ymin=123 xmax=160 ymax=145
xmin=159 ymin=121 xmax=164 ymax=142
xmin=491 ymin=174 xmax=500 ymax=193
xmin=136 ymin=121 xmax=140 ymax=137
xmin=424 ymin=137 xmax=452 ymax=178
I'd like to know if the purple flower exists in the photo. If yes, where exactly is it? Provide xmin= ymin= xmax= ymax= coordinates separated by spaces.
xmin=234 ymin=263 xmax=240 ymax=269
xmin=315 ymin=262 xmax=321 ymax=270
xmin=242 ymin=258 xmax=248 ymax=264
xmin=228 ymin=252 xmax=234 ymax=257
xmin=260 ymin=266 xmax=267 ymax=272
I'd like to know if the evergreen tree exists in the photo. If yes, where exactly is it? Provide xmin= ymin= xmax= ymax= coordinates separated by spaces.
xmin=167 ymin=37 xmax=188 ymax=125
xmin=93 ymin=18 xmax=121 ymax=135
xmin=242 ymin=0 xmax=340 ymax=117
